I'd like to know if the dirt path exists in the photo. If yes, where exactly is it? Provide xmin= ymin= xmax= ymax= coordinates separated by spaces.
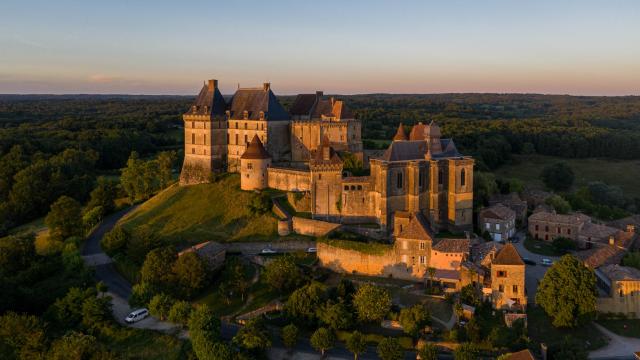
xmin=589 ymin=322 xmax=640 ymax=359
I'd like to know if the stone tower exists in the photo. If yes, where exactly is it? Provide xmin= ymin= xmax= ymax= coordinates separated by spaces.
xmin=240 ymin=135 xmax=271 ymax=191
xmin=180 ymin=79 xmax=227 ymax=185
xmin=309 ymin=136 xmax=343 ymax=221
xmin=490 ymin=243 xmax=527 ymax=310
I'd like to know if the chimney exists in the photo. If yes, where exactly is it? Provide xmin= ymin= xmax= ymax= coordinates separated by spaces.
xmin=627 ymin=224 xmax=635 ymax=233
xmin=263 ymin=82 xmax=270 ymax=91
xmin=208 ymin=79 xmax=218 ymax=91
xmin=316 ymin=90 xmax=324 ymax=98
xmin=609 ymin=235 xmax=615 ymax=246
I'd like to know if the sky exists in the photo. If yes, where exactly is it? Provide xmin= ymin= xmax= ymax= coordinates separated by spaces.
xmin=1 ymin=0 xmax=639 ymax=95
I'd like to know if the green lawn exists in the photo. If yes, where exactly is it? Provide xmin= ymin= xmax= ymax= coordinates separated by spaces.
xmin=118 ymin=174 xmax=279 ymax=245
xmin=495 ymin=154 xmax=640 ymax=197
xmin=527 ymin=306 xmax=608 ymax=350
xmin=524 ymin=237 xmax=562 ymax=256
xmin=597 ymin=319 xmax=640 ymax=338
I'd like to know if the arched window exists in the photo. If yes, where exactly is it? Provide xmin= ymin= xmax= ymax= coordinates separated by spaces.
xmin=460 ymin=168 xmax=466 ymax=186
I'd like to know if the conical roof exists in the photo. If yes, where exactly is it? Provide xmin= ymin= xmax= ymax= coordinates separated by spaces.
xmin=409 ymin=122 xmax=426 ymax=141
xmin=393 ymin=123 xmax=407 ymax=141
xmin=492 ymin=243 xmax=524 ymax=265
xmin=241 ymin=135 xmax=271 ymax=160
xmin=425 ymin=120 xmax=441 ymax=138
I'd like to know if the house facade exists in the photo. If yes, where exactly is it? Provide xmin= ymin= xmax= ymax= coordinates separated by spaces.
xmin=479 ymin=204 xmax=516 ymax=242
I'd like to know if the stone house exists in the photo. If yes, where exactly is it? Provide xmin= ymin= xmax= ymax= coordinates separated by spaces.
xmin=489 ymin=243 xmax=527 ymax=310
xmin=177 ymin=241 xmax=226 ymax=271
xmin=489 ymin=192 xmax=528 ymax=226
xmin=528 ymin=210 xmax=590 ymax=242
xmin=595 ymin=265 xmax=640 ymax=318
xmin=478 ymin=204 xmax=516 ymax=242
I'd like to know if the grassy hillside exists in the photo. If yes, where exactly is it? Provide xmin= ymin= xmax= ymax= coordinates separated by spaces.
xmin=119 ymin=174 xmax=278 ymax=245
xmin=495 ymin=155 xmax=640 ymax=197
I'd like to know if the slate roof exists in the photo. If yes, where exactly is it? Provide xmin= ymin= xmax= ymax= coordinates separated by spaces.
xmin=432 ymin=238 xmax=470 ymax=253
xmin=580 ymin=222 xmax=619 ymax=241
xmin=599 ymin=264 xmax=640 ymax=282
xmin=393 ymin=123 xmax=408 ymax=141
xmin=241 ymin=135 xmax=270 ymax=160
xmin=381 ymin=139 xmax=462 ymax=162
xmin=480 ymin=204 xmax=516 ymax=221
xmin=491 ymin=243 xmax=524 ymax=266
xmin=577 ymin=245 xmax=627 ymax=269
xmin=186 ymin=81 xmax=227 ymax=116
xmin=228 ymin=85 xmax=290 ymax=121
xmin=529 ymin=211 xmax=590 ymax=225
xmin=397 ymin=213 xmax=434 ymax=240
xmin=289 ymin=93 xmax=318 ymax=116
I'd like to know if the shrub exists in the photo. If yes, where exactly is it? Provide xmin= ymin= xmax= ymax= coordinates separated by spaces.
xmin=281 ymin=323 xmax=298 ymax=348
xmin=168 ymin=300 xmax=192 ymax=326
xmin=148 ymin=293 xmax=175 ymax=321
xmin=101 ymin=226 xmax=130 ymax=256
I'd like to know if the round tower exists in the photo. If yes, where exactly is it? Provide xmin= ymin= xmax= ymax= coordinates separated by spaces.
xmin=240 ymin=135 xmax=271 ymax=190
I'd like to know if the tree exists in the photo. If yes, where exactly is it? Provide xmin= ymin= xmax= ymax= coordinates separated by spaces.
xmin=101 ymin=226 xmax=130 ymax=256
xmin=353 ymin=283 xmax=391 ymax=322
xmin=552 ymin=237 xmax=576 ymax=254
xmin=264 ymin=254 xmax=302 ymax=292
xmin=281 ymin=323 xmax=298 ymax=349
xmin=541 ymin=162 xmax=574 ymax=192
xmin=86 ymin=176 xmax=117 ymax=216
xmin=459 ymin=284 xmax=480 ymax=306
xmin=45 ymin=195 xmax=83 ymax=241
xmin=129 ymin=282 xmax=155 ymax=307
xmin=376 ymin=337 xmax=403 ymax=360
xmin=233 ymin=317 xmax=272 ymax=353
xmin=426 ymin=267 xmax=436 ymax=289
xmin=310 ymin=327 xmax=335 ymax=356
xmin=535 ymin=254 xmax=597 ymax=327
xmin=0 ymin=233 xmax=35 ymax=274
xmin=168 ymin=300 xmax=192 ymax=326
xmin=417 ymin=342 xmax=438 ymax=360
xmin=346 ymin=331 xmax=366 ymax=360
xmin=550 ymin=336 xmax=588 ymax=360
xmin=47 ymin=331 xmax=98 ymax=360
xmin=50 ymin=287 xmax=95 ymax=329
xmin=148 ymin=293 xmax=175 ymax=321
xmin=318 ymin=300 xmax=354 ymax=330
xmin=623 ymin=251 xmax=640 ymax=270
xmin=453 ymin=342 xmax=478 ymax=360
xmin=0 ymin=312 xmax=46 ymax=360
xmin=140 ymin=246 xmax=176 ymax=291
xmin=546 ymin=194 xmax=572 ymax=214
xmin=189 ymin=305 xmax=221 ymax=360
xmin=173 ymin=252 xmax=207 ymax=298
xmin=157 ymin=151 xmax=177 ymax=189
xmin=81 ymin=295 xmax=112 ymax=331
xmin=398 ymin=304 xmax=431 ymax=338
xmin=286 ymin=282 xmax=326 ymax=322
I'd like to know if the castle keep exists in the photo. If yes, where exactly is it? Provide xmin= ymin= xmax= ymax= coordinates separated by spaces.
xmin=180 ymin=79 xmax=473 ymax=233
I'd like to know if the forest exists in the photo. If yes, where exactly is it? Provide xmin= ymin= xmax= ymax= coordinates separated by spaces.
xmin=1 ymin=93 xmax=639 ymax=232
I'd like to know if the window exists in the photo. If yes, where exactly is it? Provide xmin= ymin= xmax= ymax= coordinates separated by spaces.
xmin=235 ymin=134 xmax=238 ymax=145
xmin=244 ymin=135 xmax=248 ymax=144
xmin=244 ymin=123 xmax=247 ymax=129
xmin=438 ymin=170 xmax=443 ymax=185
xmin=397 ymin=172 xmax=403 ymax=189
xmin=418 ymin=171 xmax=423 ymax=187
xmin=535 ymin=225 xmax=539 ymax=231
xmin=318 ymin=174 xmax=322 ymax=180
xmin=420 ymin=242 xmax=425 ymax=250
xmin=460 ymin=168 xmax=466 ymax=186
xmin=191 ymin=133 xmax=196 ymax=144
xmin=191 ymin=121 xmax=195 ymax=128
xmin=513 ymin=285 xmax=518 ymax=294
xmin=344 ymin=186 xmax=349 ymax=191
xmin=235 ymin=122 xmax=238 ymax=129
xmin=227 ymin=133 xmax=229 ymax=143
xmin=557 ymin=227 xmax=561 ymax=234
xmin=545 ymin=234 xmax=549 ymax=241
xmin=545 ymin=225 xmax=549 ymax=232
xmin=499 ymin=285 xmax=504 ymax=293
xmin=485 ymin=223 xmax=490 ymax=230
xmin=351 ymin=185 xmax=355 ymax=190
xmin=191 ymin=148 xmax=195 ymax=154
xmin=567 ymin=229 xmax=572 ymax=235
xmin=496 ymin=223 xmax=501 ymax=230
xmin=247 ymin=163 xmax=253 ymax=170
xmin=357 ymin=185 xmax=362 ymax=190
xmin=203 ymin=134 xmax=206 ymax=145
xmin=497 ymin=270 xmax=507 ymax=277
xmin=420 ymin=256 xmax=426 ymax=264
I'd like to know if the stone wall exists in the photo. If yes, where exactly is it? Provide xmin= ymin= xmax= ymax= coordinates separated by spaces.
xmin=292 ymin=216 xmax=341 ymax=237
xmin=287 ymin=191 xmax=311 ymax=213
xmin=317 ymin=242 xmax=423 ymax=281
xmin=490 ymin=263 xmax=527 ymax=310
xmin=597 ymin=296 xmax=640 ymax=318
xmin=267 ymin=167 xmax=311 ymax=192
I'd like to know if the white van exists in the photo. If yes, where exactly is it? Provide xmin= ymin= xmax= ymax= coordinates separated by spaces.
xmin=125 ymin=308 xmax=149 ymax=323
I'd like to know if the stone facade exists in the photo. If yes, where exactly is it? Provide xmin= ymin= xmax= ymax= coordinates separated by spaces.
xmin=596 ymin=265 xmax=640 ymax=318
xmin=489 ymin=244 xmax=527 ymax=310
xmin=479 ymin=204 xmax=516 ymax=242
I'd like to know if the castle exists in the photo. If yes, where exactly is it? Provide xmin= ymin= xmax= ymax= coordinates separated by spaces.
xmin=180 ymin=79 xmax=473 ymax=234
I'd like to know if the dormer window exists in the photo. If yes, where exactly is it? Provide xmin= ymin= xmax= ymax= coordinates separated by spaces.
xmin=243 ymin=110 xmax=249 ymax=119
xmin=259 ymin=111 xmax=265 ymax=120
xmin=244 ymin=123 xmax=248 ymax=130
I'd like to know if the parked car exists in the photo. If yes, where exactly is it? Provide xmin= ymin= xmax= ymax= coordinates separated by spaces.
xmin=523 ymin=257 xmax=536 ymax=266
xmin=306 ymin=247 xmax=317 ymax=253
xmin=541 ymin=258 xmax=553 ymax=266
xmin=261 ymin=248 xmax=277 ymax=254
xmin=125 ymin=308 xmax=149 ymax=323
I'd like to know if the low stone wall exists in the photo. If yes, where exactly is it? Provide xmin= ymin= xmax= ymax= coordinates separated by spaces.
xmin=287 ymin=191 xmax=311 ymax=213
xmin=267 ymin=167 xmax=311 ymax=192
xmin=317 ymin=242 xmax=422 ymax=282
xmin=598 ymin=297 xmax=640 ymax=318
xmin=292 ymin=216 xmax=341 ymax=237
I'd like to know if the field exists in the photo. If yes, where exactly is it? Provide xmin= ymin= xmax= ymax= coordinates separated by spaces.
xmin=495 ymin=155 xmax=640 ymax=197
xmin=118 ymin=174 xmax=279 ymax=245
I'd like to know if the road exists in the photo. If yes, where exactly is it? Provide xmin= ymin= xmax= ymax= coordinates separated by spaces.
xmin=511 ymin=231 xmax=560 ymax=303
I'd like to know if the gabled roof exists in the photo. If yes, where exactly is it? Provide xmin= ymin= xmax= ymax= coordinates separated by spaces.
xmin=311 ymin=136 xmax=342 ymax=165
xmin=228 ymin=84 xmax=290 ymax=121
xmin=529 ymin=211 xmax=590 ymax=225
xmin=433 ymin=238 xmax=470 ymax=254
xmin=397 ymin=213 xmax=433 ymax=240
xmin=312 ymin=97 xmax=354 ymax=120
xmin=409 ymin=123 xmax=426 ymax=141
xmin=503 ymin=349 xmax=536 ymax=360
xmin=577 ymin=245 xmax=626 ymax=269
xmin=599 ymin=264 xmax=640 ymax=282
xmin=185 ymin=80 xmax=227 ymax=116
xmin=492 ymin=243 xmax=524 ymax=266
xmin=393 ymin=123 xmax=408 ymax=141
xmin=241 ymin=135 xmax=271 ymax=160
xmin=480 ymin=204 xmax=516 ymax=221
xmin=289 ymin=93 xmax=318 ymax=116
xmin=381 ymin=139 xmax=462 ymax=162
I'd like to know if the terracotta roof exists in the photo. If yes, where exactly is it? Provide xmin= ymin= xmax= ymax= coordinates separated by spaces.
xmin=185 ymin=80 xmax=227 ymax=116
xmin=393 ymin=123 xmax=408 ymax=141
xmin=397 ymin=213 xmax=434 ymax=240
xmin=577 ymin=245 xmax=627 ymax=268
xmin=311 ymin=136 xmax=342 ymax=165
xmin=492 ymin=243 xmax=524 ymax=266
xmin=529 ymin=211 xmax=590 ymax=225
xmin=480 ymin=204 xmax=516 ymax=221
xmin=503 ymin=349 xmax=536 ymax=360
xmin=433 ymin=238 xmax=470 ymax=253
xmin=228 ymin=84 xmax=290 ymax=121
xmin=241 ymin=135 xmax=270 ymax=159
xmin=599 ymin=265 xmax=640 ymax=282
xmin=409 ymin=123 xmax=426 ymax=140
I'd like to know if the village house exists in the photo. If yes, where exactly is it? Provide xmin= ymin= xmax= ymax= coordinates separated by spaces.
xmin=478 ymin=204 xmax=516 ymax=242
xmin=595 ymin=264 xmax=640 ymax=318
xmin=489 ymin=192 xmax=528 ymax=226
xmin=489 ymin=243 xmax=527 ymax=310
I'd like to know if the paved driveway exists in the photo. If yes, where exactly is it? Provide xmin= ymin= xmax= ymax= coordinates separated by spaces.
xmin=511 ymin=231 xmax=560 ymax=303
xmin=589 ymin=322 xmax=640 ymax=359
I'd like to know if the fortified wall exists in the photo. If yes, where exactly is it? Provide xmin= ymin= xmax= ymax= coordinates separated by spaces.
xmin=267 ymin=167 xmax=311 ymax=192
